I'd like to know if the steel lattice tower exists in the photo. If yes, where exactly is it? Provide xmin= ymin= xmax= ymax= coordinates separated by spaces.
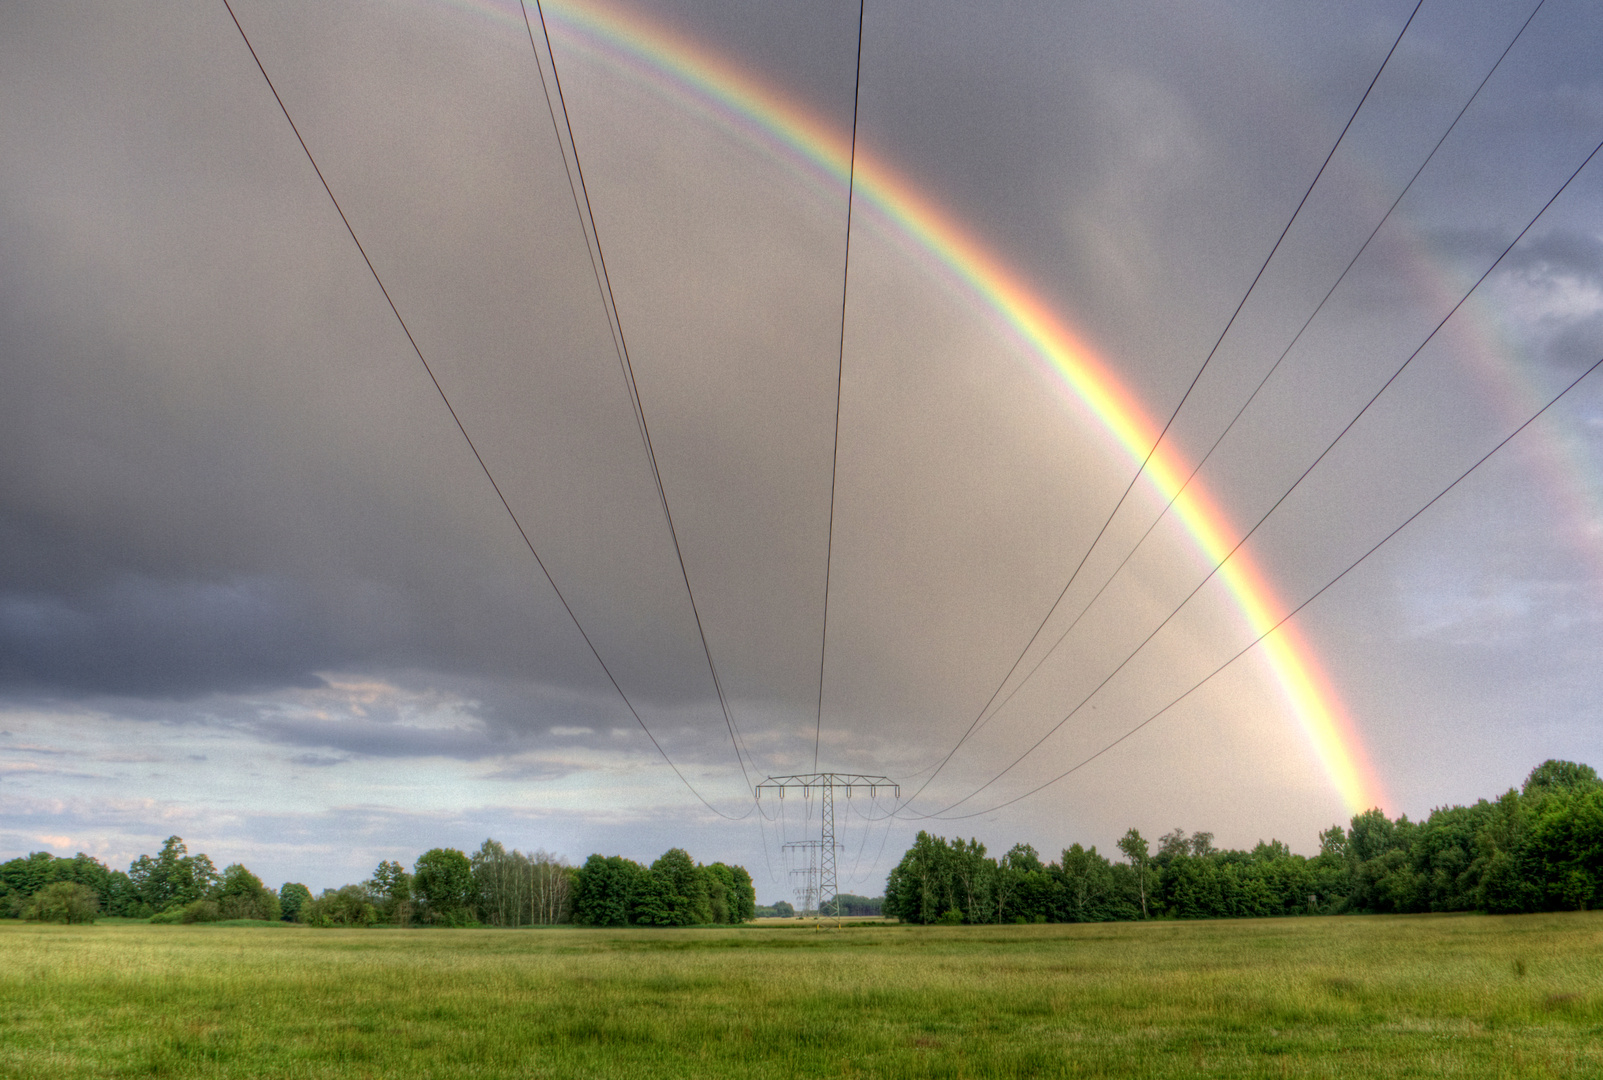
xmin=758 ymin=773 xmax=898 ymax=925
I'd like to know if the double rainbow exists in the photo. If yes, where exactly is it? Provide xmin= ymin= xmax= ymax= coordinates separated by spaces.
xmin=437 ymin=0 xmax=1388 ymax=813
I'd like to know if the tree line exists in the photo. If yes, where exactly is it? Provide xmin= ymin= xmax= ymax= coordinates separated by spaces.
xmin=0 ymin=836 xmax=281 ymax=924
xmin=884 ymin=759 xmax=1603 ymax=924
xmin=1 ymin=837 xmax=754 ymax=928
xmin=569 ymin=850 xmax=756 ymax=926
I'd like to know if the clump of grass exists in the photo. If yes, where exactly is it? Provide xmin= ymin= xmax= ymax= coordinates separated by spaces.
xmin=0 ymin=913 xmax=1599 ymax=1078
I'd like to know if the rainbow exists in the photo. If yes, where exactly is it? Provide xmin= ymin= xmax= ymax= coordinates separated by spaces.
xmin=412 ymin=0 xmax=1389 ymax=813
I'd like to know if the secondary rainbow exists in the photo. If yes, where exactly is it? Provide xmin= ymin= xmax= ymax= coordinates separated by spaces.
xmin=424 ymin=0 xmax=1389 ymax=813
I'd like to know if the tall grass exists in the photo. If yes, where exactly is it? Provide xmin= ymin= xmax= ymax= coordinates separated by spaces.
xmin=1 ymin=912 xmax=1598 ymax=1077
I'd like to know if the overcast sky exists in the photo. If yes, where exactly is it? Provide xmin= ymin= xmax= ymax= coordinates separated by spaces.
xmin=4 ymin=0 xmax=1603 ymax=902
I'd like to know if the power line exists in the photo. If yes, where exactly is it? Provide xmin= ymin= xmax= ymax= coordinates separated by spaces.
xmin=896 ymin=0 xmax=1426 ymax=807
xmin=220 ymin=0 xmax=751 ymax=820
xmin=956 ymin=0 xmax=1548 ymax=753
xmin=523 ymin=0 xmax=757 ymax=791
xmin=936 ymin=349 xmax=1603 ymax=820
xmin=815 ymin=0 xmax=868 ymax=773
xmin=917 ymin=127 xmax=1603 ymax=818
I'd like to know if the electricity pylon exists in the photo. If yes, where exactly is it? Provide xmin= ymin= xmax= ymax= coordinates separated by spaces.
xmin=758 ymin=773 xmax=898 ymax=926
xmin=783 ymin=840 xmax=842 ymax=918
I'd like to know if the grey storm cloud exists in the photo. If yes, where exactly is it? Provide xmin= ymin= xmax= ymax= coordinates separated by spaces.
xmin=0 ymin=575 xmax=338 ymax=695
xmin=5 ymin=0 xmax=1603 ymax=890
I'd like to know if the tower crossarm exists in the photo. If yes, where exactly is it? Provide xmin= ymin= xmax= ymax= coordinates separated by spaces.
xmin=755 ymin=773 xmax=899 ymax=799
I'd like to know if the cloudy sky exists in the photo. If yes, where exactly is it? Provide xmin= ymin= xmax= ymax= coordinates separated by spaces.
xmin=4 ymin=0 xmax=1603 ymax=901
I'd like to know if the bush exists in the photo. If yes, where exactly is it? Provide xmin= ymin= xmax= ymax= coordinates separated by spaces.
xmin=180 ymin=899 xmax=221 ymax=924
xmin=300 ymin=885 xmax=378 ymax=927
xmin=216 ymin=864 xmax=280 ymax=921
xmin=23 ymin=882 xmax=98 ymax=924
xmin=147 ymin=907 xmax=183 ymax=925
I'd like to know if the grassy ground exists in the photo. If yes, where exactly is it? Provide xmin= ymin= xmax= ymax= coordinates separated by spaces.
xmin=1 ymin=913 xmax=1599 ymax=1078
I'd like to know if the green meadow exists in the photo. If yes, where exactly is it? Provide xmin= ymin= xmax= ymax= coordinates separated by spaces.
xmin=1 ymin=913 xmax=1599 ymax=1078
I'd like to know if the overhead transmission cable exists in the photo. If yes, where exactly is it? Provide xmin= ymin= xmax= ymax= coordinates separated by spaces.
xmin=522 ymin=0 xmax=758 ymax=792
xmin=937 ymin=348 xmax=1603 ymax=820
xmin=956 ymin=0 xmax=1548 ymax=752
xmin=814 ymin=0 xmax=868 ymax=774
xmin=917 ymin=128 xmax=1603 ymax=818
xmin=893 ymin=0 xmax=1425 ymax=802
xmin=220 ymin=0 xmax=752 ymax=820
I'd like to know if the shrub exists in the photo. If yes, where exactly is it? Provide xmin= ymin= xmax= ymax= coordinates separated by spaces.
xmin=180 ymin=899 xmax=221 ymax=924
xmin=23 ymin=881 xmax=98 ymax=924
xmin=216 ymin=864 xmax=280 ymax=921
xmin=300 ymin=885 xmax=378 ymax=927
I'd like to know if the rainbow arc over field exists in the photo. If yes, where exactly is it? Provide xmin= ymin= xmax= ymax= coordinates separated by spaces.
xmin=431 ymin=0 xmax=1388 ymax=813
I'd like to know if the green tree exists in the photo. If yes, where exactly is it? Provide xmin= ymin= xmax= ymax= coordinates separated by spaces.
xmin=701 ymin=863 xmax=734 ymax=924
xmin=947 ymin=838 xmax=992 ymax=924
xmin=1056 ymin=843 xmax=1137 ymax=922
xmin=0 ymin=852 xmax=57 ymax=916
xmin=470 ymin=840 xmax=512 ymax=926
xmin=1523 ymin=784 xmax=1603 ymax=910
xmin=635 ymin=848 xmax=709 ymax=926
xmin=129 ymin=837 xmax=219 ymax=913
xmin=279 ymin=882 xmax=312 ymax=923
xmin=1116 ymin=829 xmax=1152 ymax=919
xmin=724 ymin=863 xmax=757 ymax=922
xmin=1 ymin=852 xmax=130 ymax=918
xmin=180 ymin=898 xmax=222 ymax=923
xmin=301 ymin=885 xmax=378 ymax=927
xmin=995 ymin=843 xmax=1042 ymax=923
xmin=413 ymin=848 xmax=476 ymax=926
xmin=885 ymin=832 xmax=956 ymax=925
xmin=572 ymin=855 xmax=644 ymax=927
xmin=1524 ymin=760 xmax=1602 ymax=796
xmin=23 ymin=881 xmax=98 ymax=924
xmin=367 ymin=860 xmax=414 ymax=926
xmin=1471 ymin=790 xmax=1538 ymax=914
xmin=216 ymin=864 xmax=280 ymax=921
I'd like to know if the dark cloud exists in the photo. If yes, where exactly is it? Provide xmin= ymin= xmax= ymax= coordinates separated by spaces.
xmin=4 ymin=0 xmax=1603 ymax=878
xmin=251 ymin=713 xmax=510 ymax=762
xmin=0 ymin=573 xmax=338 ymax=695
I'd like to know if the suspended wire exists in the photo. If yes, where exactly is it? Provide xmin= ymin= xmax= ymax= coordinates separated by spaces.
xmin=522 ymin=0 xmax=759 ymax=793
xmin=843 ymin=791 xmax=878 ymax=885
xmin=937 ymin=349 xmax=1603 ymax=820
xmin=219 ymin=0 xmax=751 ymax=821
xmin=917 ymin=129 xmax=1603 ymax=818
xmin=814 ymin=0 xmax=868 ymax=774
xmin=957 ymin=0 xmax=1549 ymax=752
xmin=895 ymin=0 xmax=1426 ymax=806
xmin=755 ymin=797 xmax=780 ymax=883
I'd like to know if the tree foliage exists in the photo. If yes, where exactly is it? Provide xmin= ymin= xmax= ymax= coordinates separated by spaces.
xmin=300 ymin=885 xmax=377 ymax=927
xmin=1 ymin=835 xmax=750 ymax=931
xmin=468 ymin=842 xmax=571 ymax=927
xmin=216 ymin=863 xmax=280 ymax=921
xmin=883 ymin=760 xmax=1603 ymax=924
xmin=412 ymin=849 xmax=476 ymax=926
xmin=22 ymin=881 xmax=99 ymax=924
xmin=278 ymin=882 xmax=312 ymax=923
xmin=572 ymin=850 xmax=754 ymax=927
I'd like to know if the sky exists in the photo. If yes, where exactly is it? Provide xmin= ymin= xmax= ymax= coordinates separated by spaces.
xmin=3 ymin=0 xmax=1603 ymax=903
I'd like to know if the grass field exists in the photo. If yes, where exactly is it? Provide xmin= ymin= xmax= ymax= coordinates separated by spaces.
xmin=1 ymin=913 xmax=1599 ymax=1078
